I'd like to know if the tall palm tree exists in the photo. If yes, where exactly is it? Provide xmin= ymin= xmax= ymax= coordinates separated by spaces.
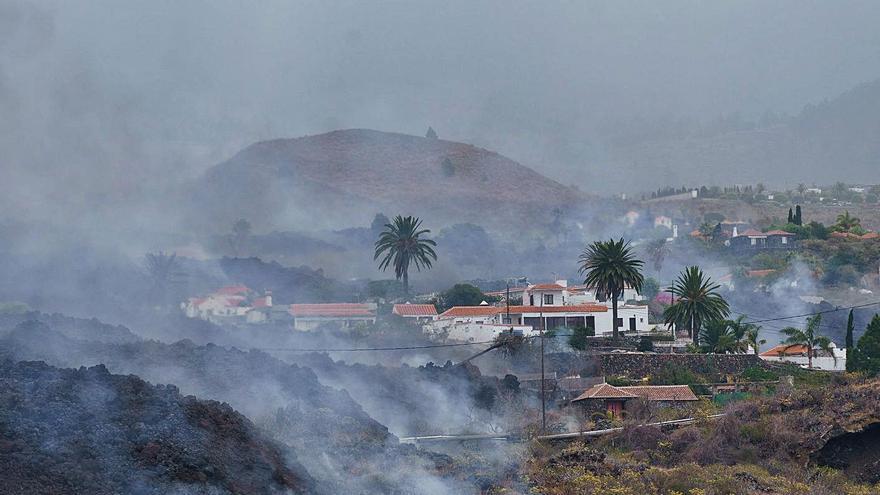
xmin=578 ymin=238 xmax=644 ymax=340
xmin=834 ymin=210 xmax=861 ymax=232
xmin=664 ymin=266 xmax=730 ymax=344
xmin=645 ymin=238 xmax=669 ymax=275
xmin=144 ymin=252 xmax=185 ymax=308
xmin=743 ymin=326 xmax=766 ymax=355
xmin=781 ymin=314 xmax=835 ymax=369
xmin=727 ymin=315 xmax=762 ymax=353
xmin=374 ymin=215 xmax=437 ymax=295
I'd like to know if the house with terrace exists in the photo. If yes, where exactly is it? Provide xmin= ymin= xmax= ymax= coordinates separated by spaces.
xmin=729 ymin=229 xmax=796 ymax=252
xmin=431 ymin=280 xmax=650 ymax=342
xmin=289 ymin=303 xmax=377 ymax=331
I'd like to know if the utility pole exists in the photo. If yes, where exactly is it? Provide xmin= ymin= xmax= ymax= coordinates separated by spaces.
xmin=540 ymin=294 xmax=546 ymax=432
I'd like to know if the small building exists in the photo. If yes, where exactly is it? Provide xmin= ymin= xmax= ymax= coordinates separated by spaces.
xmin=571 ymin=382 xmax=699 ymax=417
xmin=392 ymin=303 xmax=438 ymax=322
xmin=729 ymin=229 xmax=796 ymax=252
xmin=759 ymin=343 xmax=846 ymax=371
xmin=289 ymin=303 xmax=377 ymax=331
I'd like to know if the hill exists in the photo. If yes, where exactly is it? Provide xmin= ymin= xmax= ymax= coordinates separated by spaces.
xmin=0 ymin=360 xmax=314 ymax=495
xmin=192 ymin=129 xmax=586 ymax=232
xmin=610 ymin=79 xmax=880 ymax=189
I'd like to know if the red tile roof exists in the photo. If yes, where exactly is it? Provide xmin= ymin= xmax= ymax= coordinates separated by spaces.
xmin=862 ymin=232 xmax=880 ymax=240
xmin=831 ymin=232 xmax=861 ymax=239
xmin=760 ymin=344 xmax=809 ymax=357
xmin=439 ymin=306 xmax=503 ymax=318
xmin=392 ymin=304 xmax=438 ymax=317
xmin=506 ymin=304 xmax=608 ymax=314
xmin=739 ymin=229 xmax=766 ymax=237
xmin=620 ymin=385 xmax=698 ymax=401
xmin=290 ymin=303 xmax=375 ymax=317
xmin=572 ymin=383 xmax=698 ymax=402
xmin=252 ymin=297 xmax=271 ymax=308
xmin=215 ymin=285 xmax=251 ymax=295
xmin=747 ymin=269 xmax=777 ymax=278
xmin=765 ymin=230 xmax=795 ymax=236
xmin=529 ymin=283 xmax=566 ymax=290
xmin=572 ymin=383 xmax=638 ymax=401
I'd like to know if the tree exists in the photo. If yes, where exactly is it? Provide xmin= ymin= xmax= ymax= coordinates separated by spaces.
xmin=848 ymin=314 xmax=880 ymax=375
xmin=144 ymin=252 xmax=185 ymax=308
xmin=578 ymin=238 xmax=644 ymax=340
xmin=374 ymin=215 xmax=437 ymax=295
xmin=834 ymin=210 xmax=861 ymax=232
xmin=744 ymin=326 xmax=766 ymax=355
xmin=370 ymin=213 xmax=390 ymax=234
xmin=663 ymin=266 xmax=730 ymax=345
xmin=440 ymin=283 xmax=492 ymax=309
xmin=780 ymin=314 xmax=835 ymax=369
xmin=699 ymin=320 xmax=740 ymax=354
xmin=425 ymin=126 xmax=438 ymax=139
xmin=441 ymin=157 xmax=455 ymax=177
xmin=230 ymin=218 xmax=252 ymax=255
xmin=833 ymin=182 xmax=847 ymax=199
xmin=787 ymin=208 xmax=794 ymax=224
xmin=645 ymin=238 xmax=669 ymax=275
xmin=797 ymin=183 xmax=807 ymax=196
xmin=568 ymin=325 xmax=595 ymax=351
xmin=846 ymin=309 xmax=855 ymax=351
xmin=794 ymin=205 xmax=803 ymax=226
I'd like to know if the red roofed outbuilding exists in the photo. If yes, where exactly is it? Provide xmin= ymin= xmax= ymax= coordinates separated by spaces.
xmin=392 ymin=303 xmax=438 ymax=322
xmin=289 ymin=303 xmax=377 ymax=331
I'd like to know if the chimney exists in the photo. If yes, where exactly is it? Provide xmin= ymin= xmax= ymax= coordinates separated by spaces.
xmin=673 ymin=225 xmax=679 ymax=238
xmin=732 ymin=226 xmax=739 ymax=237
xmin=264 ymin=290 xmax=273 ymax=307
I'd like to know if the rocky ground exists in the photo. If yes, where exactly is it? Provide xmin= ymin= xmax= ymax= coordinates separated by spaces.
xmin=0 ymin=360 xmax=314 ymax=495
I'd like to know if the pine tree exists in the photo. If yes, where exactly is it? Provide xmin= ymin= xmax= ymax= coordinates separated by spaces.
xmin=794 ymin=205 xmax=803 ymax=226
xmin=787 ymin=208 xmax=794 ymax=224
xmin=425 ymin=127 xmax=438 ymax=139
xmin=848 ymin=314 xmax=880 ymax=375
xmin=846 ymin=309 xmax=855 ymax=350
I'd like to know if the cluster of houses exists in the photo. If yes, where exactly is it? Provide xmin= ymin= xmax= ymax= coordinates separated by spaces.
xmin=182 ymin=286 xmax=377 ymax=331
xmin=182 ymin=280 xmax=651 ymax=342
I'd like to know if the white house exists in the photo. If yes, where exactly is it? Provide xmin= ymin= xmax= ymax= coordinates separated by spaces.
xmin=759 ymin=343 xmax=847 ymax=371
xmin=434 ymin=280 xmax=650 ymax=337
xmin=289 ymin=303 xmax=377 ymax=331
xmin=183 ymin=285 xmax=272 ymax=323
xmin=654 ymin=215 xmax=673 ymax=230
xmin=392 ymin=303 xmax=438 ymax=322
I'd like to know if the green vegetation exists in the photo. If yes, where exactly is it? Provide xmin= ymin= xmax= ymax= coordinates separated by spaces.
xmin=848 ymin=314 xmax=880 ymax=376
xmin=664 ymin=266 xmax=730 ymax=344
xmin=578 ymin=238 xmax=645 ymax=341
xmin=373 ymin=215 xmax=438 ymax=295
xmin=567 ymin=325 xmax=596 ymax=351
xmin=437 ymin=283 xmax=497 ymax=311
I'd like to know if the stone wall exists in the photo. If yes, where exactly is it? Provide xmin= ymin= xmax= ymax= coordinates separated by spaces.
xmin=599 ymin=353 xmax=766 ymax=379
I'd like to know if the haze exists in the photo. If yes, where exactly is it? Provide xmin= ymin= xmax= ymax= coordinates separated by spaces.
xmin=3 ymin=0 xmax=880 ymax=225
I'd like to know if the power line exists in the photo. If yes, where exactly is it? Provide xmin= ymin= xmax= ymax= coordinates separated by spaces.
xmin=738 ymin=300 xmax=880 ymax=325
xmin=257 ymin=332 xmax=581 ymax=353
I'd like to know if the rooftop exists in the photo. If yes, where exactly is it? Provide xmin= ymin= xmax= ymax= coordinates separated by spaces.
xmin=392 ymin=303 xmax=438 ymax=317
xmin=290 ymin=303 xmax=375 ymax=318
xmin=572 ymin=383 xmax=698 ymax=402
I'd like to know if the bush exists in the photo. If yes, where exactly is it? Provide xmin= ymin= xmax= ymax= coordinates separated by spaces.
xmin=740 ymin=366 xmax=778 ymax=382
xmin=650 ymin=363 xmax=703 ymax=386
xmin=568 ymin=325 xmax=595 ymax=351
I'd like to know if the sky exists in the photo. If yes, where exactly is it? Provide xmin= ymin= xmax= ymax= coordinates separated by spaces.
xmin=2 ymin=0 xmax=880 ymax=220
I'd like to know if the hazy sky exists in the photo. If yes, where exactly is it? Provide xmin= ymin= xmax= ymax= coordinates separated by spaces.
xmin=2 ymin=0 xmax=879 ymax=216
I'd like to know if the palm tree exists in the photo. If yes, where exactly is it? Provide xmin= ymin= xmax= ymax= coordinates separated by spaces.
xmin=834 ymin=210 xmax=861 ymax=232
xmin=744 ymin=326 xmax=766 ymax=355
xmin=374 ymin=215 xmax=437 ymax=295
xmin=727 ymin=315 xmax=762 ymax=353
xmin=781 ymin=314 xmax=835 ymax=369
xmin=578 ymin=238 xmax=644 ymax=341
xmin=664 ymin=266 xmax=730 ymax=345
xmin=698 ymin=320 xmax=740 ymax=354
xmin=144 ymin=252 xmax=185 ymax=308
xmin=644 ymin=238 xmax=669 ymax=275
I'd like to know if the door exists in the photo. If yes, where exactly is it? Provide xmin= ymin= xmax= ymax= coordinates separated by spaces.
xmin=607 ymin=400 xmax=624 ymax=417
xmin=629 ymin=317 xmax=637 ymax=332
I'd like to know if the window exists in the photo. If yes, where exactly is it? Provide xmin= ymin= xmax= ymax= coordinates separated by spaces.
xmin=529 ymin=295 xmax=534 ymax=306
xmin=543 ymin=294 xmax=554 ymax=305
xmin=616 ymin=318 xmax=623 ymax=328
xmin=782 ymin=237 xmax=788 ymax=244
xmin=750 ymin=238 xmax=757 ymax=245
